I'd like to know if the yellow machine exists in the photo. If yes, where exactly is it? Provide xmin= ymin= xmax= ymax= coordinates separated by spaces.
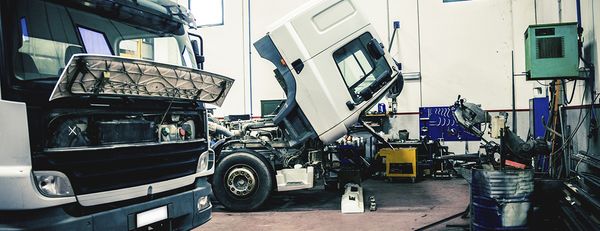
xmin=378 ymin=148 xmax=417 ymax=182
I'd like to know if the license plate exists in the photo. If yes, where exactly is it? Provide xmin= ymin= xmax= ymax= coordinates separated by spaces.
xmin=136 ymin=206 xmax=168 ymax=228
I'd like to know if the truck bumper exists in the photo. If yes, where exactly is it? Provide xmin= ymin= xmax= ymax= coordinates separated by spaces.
xmin=0 ymin=178 xmax=212 ymax=231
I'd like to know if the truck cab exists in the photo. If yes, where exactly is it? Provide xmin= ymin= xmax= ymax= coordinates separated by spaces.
xmin=212 ymin=0 xmax=402 ymax=211
xmin=255 ymin=0 xmax=400 ymax=145
xmin=0 ymin=0 xmax=233 ymax=230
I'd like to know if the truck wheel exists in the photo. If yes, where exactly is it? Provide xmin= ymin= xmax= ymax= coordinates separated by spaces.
xmin=213 ymin=150 xmax=273 ymax=211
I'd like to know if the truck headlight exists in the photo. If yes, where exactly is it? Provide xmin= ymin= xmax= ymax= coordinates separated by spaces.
xmin=197 ymin=196 xmax=210 ymax=211
xmin=33 ymin=171 xmax=74 ymax=197
xmin=197 ymin=150 xmax=212 ymax=173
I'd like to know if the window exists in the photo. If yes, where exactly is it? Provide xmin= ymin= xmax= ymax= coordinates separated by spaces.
xmin=15 ymin=10 xmax=83 ymax=81
xmin=182 ymin=47 xmax=194 ymax=68
xmin=333 ymin=33 xmax=391 ymax=101
xmin=12 ymin=0 xmax=196 ymax=83
xmin=119 ymin=38 xmax=154 ymax=60
xmin=118 ymin=37 xmax=194 ymax=68
xmin=78 ymin=27 xmax=112 ymax=55
xmin=335 ymin=41 xmax=373 ymax=89
xmin=189 ymin=0 xmax=224 ymax=27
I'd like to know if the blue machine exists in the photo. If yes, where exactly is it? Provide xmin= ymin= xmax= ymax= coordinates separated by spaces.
xmin=529 ymin=97 xmax=550 ymax=139
xmin=419 ymin=107 xmax=481 ymax=141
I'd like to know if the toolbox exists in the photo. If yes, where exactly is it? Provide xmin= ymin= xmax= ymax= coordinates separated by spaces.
xmin=378 ymin=148 xmax=417 ymax=182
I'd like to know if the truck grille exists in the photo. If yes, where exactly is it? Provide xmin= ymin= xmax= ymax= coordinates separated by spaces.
xmin=34 ymin=140 xmax=206 ymax=195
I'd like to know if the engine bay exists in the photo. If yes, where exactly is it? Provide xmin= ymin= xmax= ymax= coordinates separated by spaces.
xmin=46 ymin=110 xmax=205 ymax=149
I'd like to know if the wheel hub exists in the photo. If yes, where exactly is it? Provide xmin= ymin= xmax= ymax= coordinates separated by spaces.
xmin=226 ymin=166 xmax=256 ymax=197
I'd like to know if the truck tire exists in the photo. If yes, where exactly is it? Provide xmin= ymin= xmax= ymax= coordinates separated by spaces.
xmin=213 ymin=150 xmax=273 ymax=211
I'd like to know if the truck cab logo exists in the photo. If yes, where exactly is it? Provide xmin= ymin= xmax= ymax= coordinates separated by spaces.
xmin=68 ymin=126 xmax=78 ymax=136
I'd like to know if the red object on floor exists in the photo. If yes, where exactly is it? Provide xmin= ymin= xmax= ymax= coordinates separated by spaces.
xmin=505 ymin=160 xmax=527 ymax=169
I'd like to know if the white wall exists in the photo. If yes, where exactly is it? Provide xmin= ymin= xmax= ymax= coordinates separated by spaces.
xmin=190 ymin=0 xmax=600 ymax=154
xmin=188 ymin=1 xmax=247 ymax=116
xmin=190 ymin=0 xmax=305 ymax=116
xmin=194 ymin=0 xmax=542 ymax=115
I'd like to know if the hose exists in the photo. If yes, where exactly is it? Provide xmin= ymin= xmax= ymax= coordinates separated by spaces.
xmin=208 ymin=121 xmax=233 ymax=137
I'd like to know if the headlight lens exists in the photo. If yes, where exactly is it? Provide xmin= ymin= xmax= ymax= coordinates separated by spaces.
xmin=197 ymin=150 xmax=210 ymax=173
xmin=197 ymin=196 xmax=210 ymax=211
xmin=33 ymin=171 xmax=74 ymax=197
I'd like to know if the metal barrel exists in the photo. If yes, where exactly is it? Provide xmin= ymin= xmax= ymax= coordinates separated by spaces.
xmin=471 ymin=169 xmax=534 ymax=231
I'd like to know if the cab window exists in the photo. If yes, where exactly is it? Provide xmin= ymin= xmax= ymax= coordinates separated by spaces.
xmin=78 ymin=27 xmax=112 ymax=55
xmin=333 ymin=33 xmax=391 ymax=101
xmin=12 ymin=0 xmax=197 ymax=83
xmin=15 ymin=3 xmax=82 ymax=81
xmin=118 ymin=37 xmax=194 ymax=68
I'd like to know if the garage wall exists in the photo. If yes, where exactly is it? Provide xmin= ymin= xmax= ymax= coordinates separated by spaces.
xmin=189 ymin=0 xmax=306 ymax=116
xmin=382 ymin=0 xmax=535 ymax=151
xmin=246 ymin=0 xmax=307 ymax=116
xmin=555 ymin=0 xmax=600 ymax=173
xmin=528 ymin=0 xmax=600 ymax=174
xmin=563 ymin=0 xmax=600 ymax=103
xmin=419 ymin=0 xmax=519 ymax=109
xmin=186 ymin=0 xmax=247 ymax=115
xmin=194 ymin=0 xmax=538 ymax=114
xmin=189 ymin=0 xmax=600 ymax=154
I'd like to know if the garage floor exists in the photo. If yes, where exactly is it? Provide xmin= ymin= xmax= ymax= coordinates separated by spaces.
xmin=198 ymin=178 xmax=471 ymax=231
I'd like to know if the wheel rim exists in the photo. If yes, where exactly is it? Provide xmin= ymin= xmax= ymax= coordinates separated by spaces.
xmin=225 ymin=165 xmax=257 ymax=197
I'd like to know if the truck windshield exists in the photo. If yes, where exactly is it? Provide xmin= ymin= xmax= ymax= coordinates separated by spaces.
xmin=333 ymin=33 xmax=391 ymax=101
xmin=13 ymin=0 xmax=196 ymax=82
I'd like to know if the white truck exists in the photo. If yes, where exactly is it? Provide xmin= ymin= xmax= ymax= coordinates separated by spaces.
xmin=0 ymin=0 xmax=233 ymax=230
xmin=212 ymin=0 xmax=404 ymax=211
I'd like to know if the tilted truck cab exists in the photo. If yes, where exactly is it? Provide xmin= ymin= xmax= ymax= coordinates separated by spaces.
xmin=212 ymin=0 xmax=403 ymax=211
xmin=0 ymin=0 xmax=233 ymax=230
xmin=255 ymin=0 xmax=399 ymax=144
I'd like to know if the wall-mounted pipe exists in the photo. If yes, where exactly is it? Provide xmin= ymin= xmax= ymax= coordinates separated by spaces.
xmin=248 ymin=0 xmax=254 ymax=116
xmin=574 ymin=0 xmax=595 ymax=98
xmin=576 ymin=0 xmax=582 ymax=29
xmin=512 ymin=51 xmax=517 ymax=132
xmin=558 ymin=0 xmax=563 ymax=23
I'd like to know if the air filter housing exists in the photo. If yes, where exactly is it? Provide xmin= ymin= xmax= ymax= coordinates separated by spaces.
xmin=524 ymin=22 xmax=579 ymax=80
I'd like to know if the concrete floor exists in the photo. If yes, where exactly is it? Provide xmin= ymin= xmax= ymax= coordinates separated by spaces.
xmin=197 ymin=178 xmax=471 ymax=231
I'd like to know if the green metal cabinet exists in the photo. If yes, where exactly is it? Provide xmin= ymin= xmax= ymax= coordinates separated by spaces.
xmin=524 ymin=22 xmax=580 ymax=80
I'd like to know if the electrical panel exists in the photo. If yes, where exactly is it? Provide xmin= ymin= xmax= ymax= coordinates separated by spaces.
xmin=524 ymin=22 xmax=580 ymax=80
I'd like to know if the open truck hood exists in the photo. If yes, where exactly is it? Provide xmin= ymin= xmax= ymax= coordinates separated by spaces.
xmin=49 ymin=55 xmax=234 ymax=106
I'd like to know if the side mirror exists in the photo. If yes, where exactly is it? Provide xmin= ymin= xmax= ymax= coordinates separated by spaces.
xmin=386 ymin=76 xmax=404 ymax=99
xmin=189 ymin=33 xmax=205 ymax=69
xmin=367 ymin=39 xmax=385 ymax=60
